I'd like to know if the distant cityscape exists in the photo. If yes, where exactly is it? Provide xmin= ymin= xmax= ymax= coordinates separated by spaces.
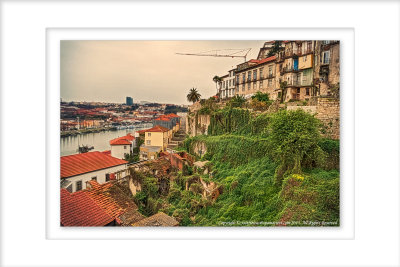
xmin=60 ymin=97 xmax=188 ymax=136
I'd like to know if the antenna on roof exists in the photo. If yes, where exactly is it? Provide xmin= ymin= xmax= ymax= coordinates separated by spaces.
xmin=176 ymin=48 xmax=252 ymax=62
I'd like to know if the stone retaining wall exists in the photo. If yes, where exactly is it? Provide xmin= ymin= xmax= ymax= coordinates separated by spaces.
xmin=285 ymin=97 xmax=340 ymax=140
xmin=315 ymin=97 xmax=340 ymax=140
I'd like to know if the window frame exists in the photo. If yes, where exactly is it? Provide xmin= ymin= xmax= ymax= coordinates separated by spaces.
xmin=75 ymin=180 xmax=82 ymax=191
xmin=322 ymin=50 xmax=331 ymax=64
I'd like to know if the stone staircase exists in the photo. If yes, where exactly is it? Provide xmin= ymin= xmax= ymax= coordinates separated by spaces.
xmin=167 ymin=129 xmax=186 ymax=149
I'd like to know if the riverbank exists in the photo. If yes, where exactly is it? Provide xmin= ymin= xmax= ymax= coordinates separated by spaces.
xmin=60 ymin=123 xmax=153 ymax=156
xmin=61 ymin=127 xmax=118 ymax=137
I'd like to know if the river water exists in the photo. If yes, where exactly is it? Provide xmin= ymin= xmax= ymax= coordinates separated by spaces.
xmin=60 ymin=123 xmax=153 ymax=156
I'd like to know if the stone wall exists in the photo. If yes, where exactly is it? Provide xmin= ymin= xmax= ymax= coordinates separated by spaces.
xmin=187 ymin=113 xmax=211 ymax=137
xmin=285 ymin=97 xmax=340 ymax=140
xmin=286 ymin=105 xmax=317 ymax=114
xmin=192 ymin=141 xmax=207 ymax=157
xmin=316 ymin=97 xmax=340 ymax=140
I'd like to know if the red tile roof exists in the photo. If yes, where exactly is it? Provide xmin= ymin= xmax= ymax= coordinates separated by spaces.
xmin=102 ymin=150 xmax=111 ymax=155
xmin=109 ymin=133 xmax=135 ymax=146
xmin=145 ymin=125 xmax=169 ymax=133
xmin=60 ymin=151 xmax=127 ymax=178
xmin=257 ymin=55 xmax=276 ymax=64
xmin=85 ymin=181 xmax=127 ymax=219
xmin=124 ymin=133 xmax=135 ymax=141
xmin=165 ymin=113 xmax=179 ymax=118
xmin=246 ymin=56 xmax=276 ymax=66
xmin=60 ymin=189 xmax=114 ymax=226
xmin=110 ymin=139 xmax=131 ymax=145
xmin=61 ymin=181 xmax=144 ymax=226
xmin=154 ymin=117 xmax=171 ymax=121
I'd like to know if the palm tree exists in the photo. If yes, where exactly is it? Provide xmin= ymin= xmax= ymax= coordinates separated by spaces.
xmin=212 ymin=75 xmax=222 ymax=94
xmin=187 ymin=88 xmax=201 ymax=103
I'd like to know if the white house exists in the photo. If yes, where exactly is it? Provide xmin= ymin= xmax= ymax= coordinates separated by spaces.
xmin=60 ymin=151 xmax=128 ymax=193
xmin=220 ymin=69 xmax=236 ymax=99
xmin=109 ymin=133 xmax=136 ymax=159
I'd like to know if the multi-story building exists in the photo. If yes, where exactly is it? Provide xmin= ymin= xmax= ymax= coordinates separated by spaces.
xmin=313 ymin=40 xmax=340 ymax=97
xmin=219 ymin=69 xmax=236 ymax=99
xmin=126 ymin=96 xmax=133 ymax=106
xmin=139 ymin=125 xmax=169 ymax=160
xmin=278 ymin=40 xmax=316 ymax=101
xmin=256 ymin=41 xmax=276 ymax=60
xmin=221 ymin=40 xmax=339 ymax=103
xmin=234 ymin=56 xmax=277 ymax=99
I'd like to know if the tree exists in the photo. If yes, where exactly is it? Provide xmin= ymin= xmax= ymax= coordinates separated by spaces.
xmin=251 ymin=91 xmax=272 ymax=103
xmin=267 ymin=41 xmax=283 ymax=57
xmin=187 ymin=88 xmax=201 ymax=104
xmin=269 ymin=109 xmax=322 ymax=185
xmin=212 ymin=75 xmax=222 ymax=94
xmin=279 ymin=81 xmax=288 ymax=103
xmin=250 ymin=98 xmax=268 ymax=111
xmin=228 ymin=95 xmax=246 ymax=108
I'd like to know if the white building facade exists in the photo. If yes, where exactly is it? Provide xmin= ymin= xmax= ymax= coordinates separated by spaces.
xmin=60 ymin=151 xmax=128 ymax=193
xmin=109 ymin=133 xmax=136 ymax=159
xmin=220 ymin=69 xmax=236 ymax=99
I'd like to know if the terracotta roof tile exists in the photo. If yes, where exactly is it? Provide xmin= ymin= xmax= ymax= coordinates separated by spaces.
xmin=102 ymin=150 xmax=111 ymax=155
xmin=110 ymin=139 xmax=131 ymax=145
xmin=257 ymin=55 xmax=276 ymax=64
xmin=109 ymin=134 xmax=135 ymax=145
xmin=132 ymin=212 xmax=179 ymax=227
xmin=166 ymin=113 xmax=179 ymax=118
xmin=60 ymin=151 xmax=127 ymax=178
xmin=61 ymin=181 xmax=143 ymax=226
xmin=144 ymin=125 xmax=169 ymax=133
xmin=60 ymin=189 xmax=114 ymax=226
xmin=154 ymin=117 xmax=171 ymax=121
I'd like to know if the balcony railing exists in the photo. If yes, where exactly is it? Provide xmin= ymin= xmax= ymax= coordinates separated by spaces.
xmin=266 ymin=73 xmax=275 ymax=79
xmin=285 ymin=80 xmax=301 ymax=87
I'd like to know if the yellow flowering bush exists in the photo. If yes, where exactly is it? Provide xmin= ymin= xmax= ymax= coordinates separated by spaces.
xmin=292 ymin=174 xmax=305 ymax=181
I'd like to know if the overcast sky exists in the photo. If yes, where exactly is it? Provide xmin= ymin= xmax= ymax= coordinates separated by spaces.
xmin=61 ymin=40 xmax=265 ymax=105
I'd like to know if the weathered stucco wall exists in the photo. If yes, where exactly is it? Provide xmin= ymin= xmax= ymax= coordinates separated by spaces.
xmin=187 ymin=114 xmax=211 ymax=137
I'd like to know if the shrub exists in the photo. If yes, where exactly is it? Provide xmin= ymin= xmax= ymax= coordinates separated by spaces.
xmin=269 ymin=109 xmax=322 ymax=185
xmin=228 ymin=95 xmax=246 ymax=108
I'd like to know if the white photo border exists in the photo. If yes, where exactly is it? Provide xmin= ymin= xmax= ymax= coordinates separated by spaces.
xmin=1 ymin=1 xmax=399 ymax=266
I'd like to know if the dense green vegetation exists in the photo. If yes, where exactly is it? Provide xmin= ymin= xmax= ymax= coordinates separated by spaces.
xmin=165 ymin=105 xmax=188 ymax=114
xmin=134 ymin=108 xmax=340 ymax=226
